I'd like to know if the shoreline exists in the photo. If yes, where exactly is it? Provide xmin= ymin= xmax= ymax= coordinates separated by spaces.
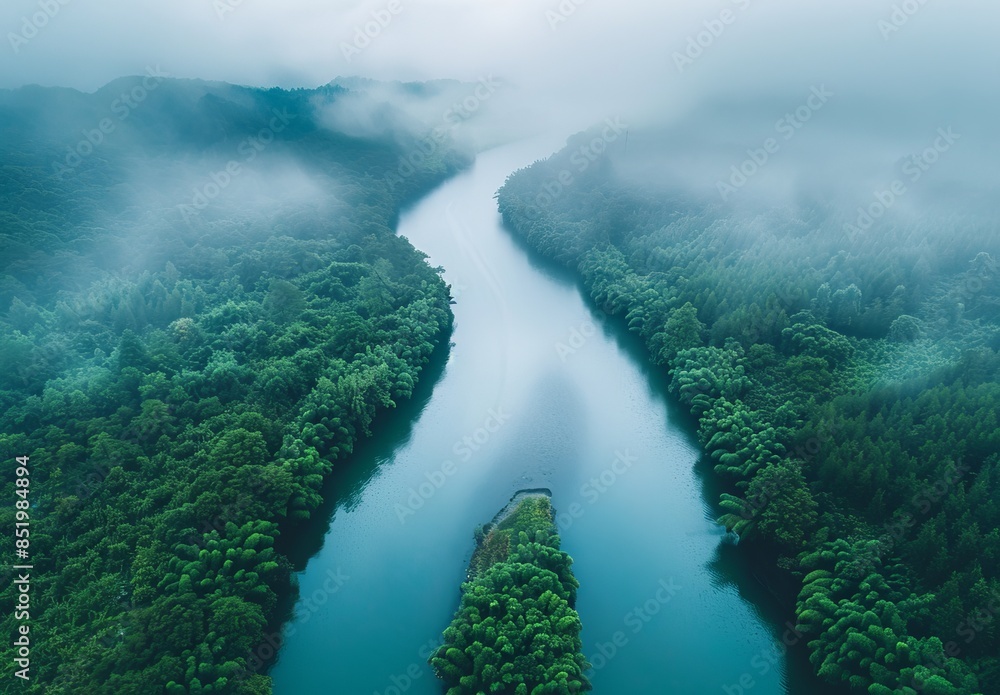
xmin=465 ymin=488 xmax=554 ymax=583
xmin=484 ymin=488 xmax=552 ymax=531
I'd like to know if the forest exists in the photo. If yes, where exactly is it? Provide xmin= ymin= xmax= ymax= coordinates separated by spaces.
xmin=496 ymin=127 xmax=1000 ymax=695
xmin=430 ymin=495 xmax=591 ymax=695
xmin=0 ymin=78 xmax=467 ymax=693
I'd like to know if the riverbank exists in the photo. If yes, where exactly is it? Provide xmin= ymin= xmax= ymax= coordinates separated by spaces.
xmin=270 ymin=136 xmax=810 ymax=695
xmin=467 ymin=489 xmax=553 ymax=580
xmin=494 ymin=131 xmax=986 ymax=694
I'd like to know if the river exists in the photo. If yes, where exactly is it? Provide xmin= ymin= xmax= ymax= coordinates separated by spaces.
xmin=269 ymin=136 xmax=830 ymax=694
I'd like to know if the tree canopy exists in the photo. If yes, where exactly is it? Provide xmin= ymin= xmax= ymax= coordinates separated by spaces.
xmin=431 ymin=496 xmax=592 ymax=695
xmin=497 ymin=126 xmax=1000 ymax=694
xmin=0 ymin=78 xmax=466 ymax=692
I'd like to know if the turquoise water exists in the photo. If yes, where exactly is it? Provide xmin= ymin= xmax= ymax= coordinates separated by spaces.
xmin=269 ymin=137 xmax=828 ymax=694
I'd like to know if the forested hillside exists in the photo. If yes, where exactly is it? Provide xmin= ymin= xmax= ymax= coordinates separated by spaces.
xmin=497 ymin=128 xmax=1000 ymax=695
xmin=0 ymin=78 xmax=466 ymax=693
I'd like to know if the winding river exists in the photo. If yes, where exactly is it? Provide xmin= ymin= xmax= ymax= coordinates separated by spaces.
xmin=269 ymin=137 xmax=830 ymax=694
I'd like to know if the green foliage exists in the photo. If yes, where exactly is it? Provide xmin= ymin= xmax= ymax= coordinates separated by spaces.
xmin=432 ymin=498 xmax=591 ymax=694
xmin=654 ymin=301 xmax=705 ymax=364
xmin=719 ymin=460 xmax=817 ymax=549
xmin=0 ymin=78 xmax=462 ymax=692
xmin=496 ymin=134 xmax=1000 ymax=694
xmin=889 ymin=315 xmax=923 ymax=343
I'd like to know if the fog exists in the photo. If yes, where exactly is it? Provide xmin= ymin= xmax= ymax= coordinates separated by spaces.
xmin=5 ymin=5 xmax=1000 ymax=695
xmin=3 ymin=0 xmax=999 ymax=215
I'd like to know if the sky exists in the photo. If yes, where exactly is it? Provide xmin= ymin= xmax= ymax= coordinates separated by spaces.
xmin=3 ymin=1 xmax=996 ymax=110
xmin=3 ymin=0 xmax=999 ymax=210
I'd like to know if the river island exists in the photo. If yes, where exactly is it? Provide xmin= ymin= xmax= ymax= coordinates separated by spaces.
xmin=429 ymin=490 xmax=592 ymax=694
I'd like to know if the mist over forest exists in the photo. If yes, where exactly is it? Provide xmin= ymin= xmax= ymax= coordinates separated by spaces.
xmin=1 ymin=1 xmax=998 ymax=694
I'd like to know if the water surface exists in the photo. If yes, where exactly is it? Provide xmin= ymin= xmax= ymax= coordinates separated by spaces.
xmin=270 ymin=137 xmax=828 ymax=694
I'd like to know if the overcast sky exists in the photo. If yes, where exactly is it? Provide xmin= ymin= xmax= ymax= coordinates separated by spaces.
xmin=3 ymin=0 xmax=998 ymax=207
xmin=3 ymin=1 xmax=996 ymax=107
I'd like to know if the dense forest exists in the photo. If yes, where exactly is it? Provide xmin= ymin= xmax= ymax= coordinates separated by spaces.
xmin=0 ymin=78 xmax=469 ymax=692
xmin=497 ymin=128 xmax=1000 ymax=695
xmin=430 ymin=494 xmax=591 ymax=694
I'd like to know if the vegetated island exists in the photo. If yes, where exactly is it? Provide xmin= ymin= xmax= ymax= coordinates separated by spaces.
xmin=430 ymin=490 xmax=593 ymax=695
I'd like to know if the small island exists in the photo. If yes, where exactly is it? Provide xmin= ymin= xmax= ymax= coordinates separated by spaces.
xmin=430 ymin=491 xmax=593 ymax=694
